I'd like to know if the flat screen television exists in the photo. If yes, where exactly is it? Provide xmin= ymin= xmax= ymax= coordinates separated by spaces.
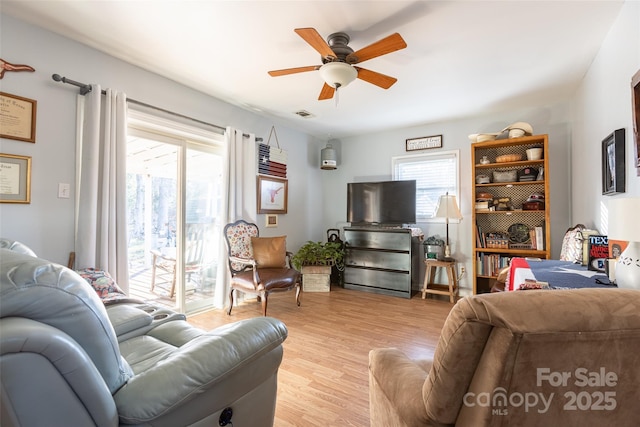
xmin=347 ymin=180 xmax=416 ymax=226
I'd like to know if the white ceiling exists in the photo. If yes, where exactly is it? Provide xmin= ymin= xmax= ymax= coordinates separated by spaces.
xmin=2 ymin=1 xmax=625 ymax=139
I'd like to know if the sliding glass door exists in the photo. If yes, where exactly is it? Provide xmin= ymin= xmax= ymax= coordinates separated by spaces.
xmin=126 ymin=114 xmax=223 ymax=314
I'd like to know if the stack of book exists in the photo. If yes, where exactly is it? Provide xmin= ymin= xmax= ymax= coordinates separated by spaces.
xmin=475 ymin=200 xmax=496 ymax=211
xmin=529 ymin=226 xmax=544 ymax=250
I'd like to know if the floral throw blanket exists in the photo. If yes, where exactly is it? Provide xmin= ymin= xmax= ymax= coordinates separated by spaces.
xmin=76 ymin=268 xmax=144 ymax=305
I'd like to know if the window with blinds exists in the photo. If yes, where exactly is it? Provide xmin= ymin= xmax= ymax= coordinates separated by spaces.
xmin=392 ymin=150 xmax=460 ymax=221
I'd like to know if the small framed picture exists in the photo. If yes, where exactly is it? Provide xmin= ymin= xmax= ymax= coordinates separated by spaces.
xmin=0 ymin=153 xmax=32 ymax=203
xmin=631 ymin=69 xmax=640 ymax=175
xmin=265 ymin=214 xmax=278 ymax=228
xmin=257 ymin=175 xmax=288 ymax=214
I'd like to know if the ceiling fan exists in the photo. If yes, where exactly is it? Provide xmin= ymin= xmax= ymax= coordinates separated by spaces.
xmin=268 ymin=28 xmax=407 ymax=100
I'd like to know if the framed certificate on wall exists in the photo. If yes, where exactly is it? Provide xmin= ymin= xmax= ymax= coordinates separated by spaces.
xmin=0 ymin=92 xmax=37 ymax=143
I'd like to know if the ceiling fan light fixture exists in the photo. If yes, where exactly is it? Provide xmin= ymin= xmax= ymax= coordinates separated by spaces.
xmin=319 ymin=62 xmax=357 ymax=89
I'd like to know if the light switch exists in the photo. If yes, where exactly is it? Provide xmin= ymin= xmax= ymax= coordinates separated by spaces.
xmin=58 ymin=183 xmax=70 ymax=199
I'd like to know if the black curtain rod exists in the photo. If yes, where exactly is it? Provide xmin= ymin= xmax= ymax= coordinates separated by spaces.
xmin=51 ymin=74 xmax=262 ymax=141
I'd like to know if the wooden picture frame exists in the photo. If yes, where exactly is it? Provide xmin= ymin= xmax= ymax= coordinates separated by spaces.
xmin=257 ymin=175 xmax=288 ymax=214
xmin=631 ymin=69 xmax=640 ymax=176
xmin=406 ymin=135 xmax=442 ymax=151
xmin=0 ymin=92 xmax=37 ymax=143
xmin=265 ymin=214 xmax=278 ymax=228
xmin=0 ymin=153 xmax=32 ymax=203
xmin=601 ymin=128 xmax=626 ymax=195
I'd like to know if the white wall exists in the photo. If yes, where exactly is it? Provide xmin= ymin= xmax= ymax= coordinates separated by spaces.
xmin=0 ymin=14 xmax=322 ymax=264
xmin=571 ymin=1 xmax=640 ymax=233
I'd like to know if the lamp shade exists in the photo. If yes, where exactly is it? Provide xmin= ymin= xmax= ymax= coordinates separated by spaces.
xmin=433 ymin=194 xmax=463 ymax=220
xmin=319 ymin=62 xmax=357 ymax=89
xmin=608 ymin=197 xmax=640 ymax=242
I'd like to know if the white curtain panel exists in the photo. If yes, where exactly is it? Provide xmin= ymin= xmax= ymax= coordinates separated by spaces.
xmin=75 ymin=85 xmax=130 ymax=292
xmin=214 ymin=127 xmax=256 ymax=308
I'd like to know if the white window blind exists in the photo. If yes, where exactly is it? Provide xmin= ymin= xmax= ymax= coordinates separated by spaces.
xmin=392 ymin=150 xmax=459 ymax=221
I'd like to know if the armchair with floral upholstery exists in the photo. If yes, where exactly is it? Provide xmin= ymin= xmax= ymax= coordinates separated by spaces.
xmin=223 ymin=219 xmax=301 ymax=316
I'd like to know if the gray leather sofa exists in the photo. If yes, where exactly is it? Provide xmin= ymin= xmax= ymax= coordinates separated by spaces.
xmin=0 ymin=240 xmax=288 ymax=426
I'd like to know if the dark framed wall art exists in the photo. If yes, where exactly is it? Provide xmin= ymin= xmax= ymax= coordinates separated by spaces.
xmin=601 ymin=128 xmax=626 ymax=195
xmin=631 ymin=69 xmax=640 ymax=176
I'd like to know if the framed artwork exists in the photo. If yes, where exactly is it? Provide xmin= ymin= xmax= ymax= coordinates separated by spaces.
xmin=265 ymin=214 xmax=279 ymax=228
xmin=406 ymin=135 xmax=442 ymax=151
xmin=631 ymin=69 xmax=640 ymax=176
xmin=257 ymin=175 xmax=288 ymax=214
xmin=601 ymin=128 xmax=626 ymax=195
xmin=0 ymin=92 xmax=37 ymax=143
xmin=0 ymin=153 xmax=32 ymax=203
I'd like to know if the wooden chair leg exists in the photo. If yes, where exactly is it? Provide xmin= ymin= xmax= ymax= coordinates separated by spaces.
xmin=169 ymin=270 xmax=177 ymax=299
xmin=67 ymin=252 xmax=76 ymax=270
xmin=227 ymin=288 xmax=235 ymax=315
xmin=295 ymin=284 xmax=301 ymax=306
xmin=261 ymin=291 xmax=268 ymax=316
xmin=151 ymin=255 xmax=158 ymax=292
xmin=447 ymin=267 xmax=455 ymax=303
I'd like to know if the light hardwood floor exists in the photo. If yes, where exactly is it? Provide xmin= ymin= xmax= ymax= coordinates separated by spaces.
xmin=187 ymin=286 xmax=453 ymax=427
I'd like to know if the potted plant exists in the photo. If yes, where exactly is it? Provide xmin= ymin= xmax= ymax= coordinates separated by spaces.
xmin=291 ymin=241 xmax=344 ymax=292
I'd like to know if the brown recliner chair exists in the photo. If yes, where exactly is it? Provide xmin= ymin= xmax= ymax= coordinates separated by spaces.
xmin=223 ymin=220 xmax=301 ymax=316
xmin=369 ymin=289 xmax=640 ymax=426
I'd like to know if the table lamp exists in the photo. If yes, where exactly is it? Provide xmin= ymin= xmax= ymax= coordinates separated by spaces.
xmin=433 ymin=192 xmax=463 ymax=261
xmin=608 ymin=197 xmax=640 ymax=290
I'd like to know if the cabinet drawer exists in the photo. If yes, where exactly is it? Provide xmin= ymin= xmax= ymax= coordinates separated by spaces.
xmin=344 ymin=267 xmax=410 ymax=291
xmin=345 ymin=230 xmax=410 ymax=251
xmin=345 ymin=248 xmax=410 ymax=271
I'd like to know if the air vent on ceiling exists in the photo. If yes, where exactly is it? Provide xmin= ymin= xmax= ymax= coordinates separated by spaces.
xmin=294 ymin=110 xmax=315 ymax=118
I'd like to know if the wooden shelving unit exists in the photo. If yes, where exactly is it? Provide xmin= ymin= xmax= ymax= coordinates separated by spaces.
xmin=471 ymin=134 xmax=551 ymax=293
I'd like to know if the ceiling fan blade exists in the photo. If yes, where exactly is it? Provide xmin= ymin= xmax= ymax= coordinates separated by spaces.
xmin=346 ymin=33 xmax=407 ymax=64
xmin=355 ymin=67 xmax=398 ymax=89
xmin=318 ymin=83 xmax=335 ymax=100
xmin=268 ymin=65 xmax=319 ymax=77
xmin=295 ymin=28 xmax=336 ymax=59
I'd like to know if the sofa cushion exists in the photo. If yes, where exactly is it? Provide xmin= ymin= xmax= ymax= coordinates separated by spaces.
xmin=0 ymin=237 xmax=37 ymax=257
xmin=0 ymin=249 xmax=133 ymax=393
xmin=251 ymin=236 xmax=286 ymax=268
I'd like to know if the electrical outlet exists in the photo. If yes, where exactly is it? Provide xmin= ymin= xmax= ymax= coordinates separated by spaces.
xmin=459 ymin=266 xmax=466 ymax=277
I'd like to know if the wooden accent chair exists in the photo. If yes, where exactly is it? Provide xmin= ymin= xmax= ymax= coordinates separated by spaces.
xmin=223 ymin=219 xmax=301 ymax=316
xmin=150 ymin=222 xmax=212 ymax=298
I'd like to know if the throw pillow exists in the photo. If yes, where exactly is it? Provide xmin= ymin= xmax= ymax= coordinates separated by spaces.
xmin=251 ymin=236 xmax=287 ymax=268
xmin=559 ymin=224 xmax=587 ymax=263
xmin=76 ymin=268 xmax=126 ymax=299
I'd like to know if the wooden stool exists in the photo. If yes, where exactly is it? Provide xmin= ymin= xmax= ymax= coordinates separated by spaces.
xmin=421 ymin=259 xmax=458 ymax=303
